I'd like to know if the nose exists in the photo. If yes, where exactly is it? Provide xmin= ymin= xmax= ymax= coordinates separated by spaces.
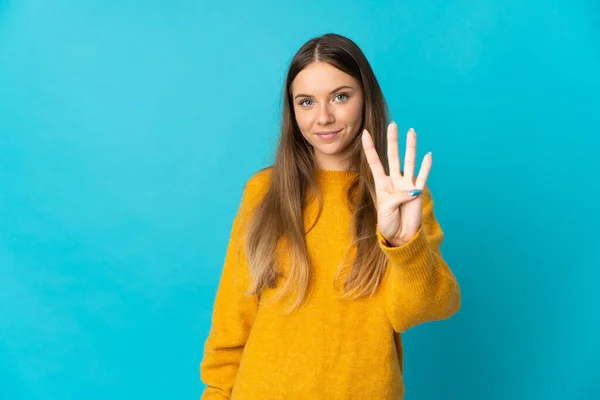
xmin=316 ymin=103 xmax=335 ymax=125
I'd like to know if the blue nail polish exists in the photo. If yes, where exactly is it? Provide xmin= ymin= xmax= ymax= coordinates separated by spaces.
xmin=408 ymin=189 xmax=422 ymax=196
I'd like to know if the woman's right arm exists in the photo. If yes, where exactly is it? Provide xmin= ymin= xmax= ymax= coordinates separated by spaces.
xmin=200 ymin=180 xmax=261 ymax=399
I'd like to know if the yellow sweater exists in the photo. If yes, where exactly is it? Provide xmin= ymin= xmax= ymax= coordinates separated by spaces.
xmin=200 ymin=168 xmax=460 ymax=399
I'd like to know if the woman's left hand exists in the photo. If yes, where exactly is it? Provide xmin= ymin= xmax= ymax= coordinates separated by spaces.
xmin=361 ymin=122 xmax=432 ymax=247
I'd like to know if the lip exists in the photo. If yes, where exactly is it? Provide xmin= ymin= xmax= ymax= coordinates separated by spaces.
xmin=315 ymin=128 xmax=343 ymax=136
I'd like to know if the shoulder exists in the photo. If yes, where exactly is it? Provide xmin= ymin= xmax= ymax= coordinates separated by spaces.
xmin=246 ymin=166 xmax=273 ymax=191
xmin=422 ymin=185 xmax=433 ymax=200
xmin=420 ymin=185 xmax=438 ymax=217
xmin=239 ymin=166 xmax=273 ymax=211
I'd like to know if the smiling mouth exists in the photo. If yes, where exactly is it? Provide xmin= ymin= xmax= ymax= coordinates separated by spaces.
xmin=316 ymin=129 xmax=342 ymax=139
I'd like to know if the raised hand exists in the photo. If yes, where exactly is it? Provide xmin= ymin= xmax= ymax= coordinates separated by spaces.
xmin=361 ymin=122 xmax=432 ymax=247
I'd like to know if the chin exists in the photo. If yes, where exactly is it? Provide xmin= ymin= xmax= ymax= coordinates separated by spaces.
xmin=316 ymin=149 xmax=345 ymax=159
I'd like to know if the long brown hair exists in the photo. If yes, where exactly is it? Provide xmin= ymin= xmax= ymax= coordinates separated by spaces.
xmin=244 ymin=33 xmax=391 ymax=314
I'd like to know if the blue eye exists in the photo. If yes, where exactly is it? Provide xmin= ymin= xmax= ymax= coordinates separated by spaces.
xmin=299 ymin=99 xmax=313 ymax=107
xmin=335 ymin=93 xmax=349 ymax=102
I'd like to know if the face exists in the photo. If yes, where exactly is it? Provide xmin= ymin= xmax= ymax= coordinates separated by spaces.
xmin=291 ymin=61 xmax=364 ymax=171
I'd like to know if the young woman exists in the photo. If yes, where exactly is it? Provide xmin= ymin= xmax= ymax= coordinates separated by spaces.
xmin=200 ymin=33 xmax=461 ymax=399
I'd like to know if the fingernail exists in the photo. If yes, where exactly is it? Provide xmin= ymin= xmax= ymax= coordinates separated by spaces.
xmin=427 ymin=151 xmax=432 ymax=156
xmin=408 ymin=189 xmax=422 ymax=197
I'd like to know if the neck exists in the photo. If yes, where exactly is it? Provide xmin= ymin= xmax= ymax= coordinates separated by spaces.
xmin=314 ymin=168 xmax=358 ymax=183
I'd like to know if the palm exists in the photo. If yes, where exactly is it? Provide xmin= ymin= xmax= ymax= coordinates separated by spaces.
xmin=361 ymin=123 xmax=432 ymax=246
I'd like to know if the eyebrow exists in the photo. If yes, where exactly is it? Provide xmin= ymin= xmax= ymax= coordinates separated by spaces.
xmin=293 ymin=85 xmax=355 ymax=99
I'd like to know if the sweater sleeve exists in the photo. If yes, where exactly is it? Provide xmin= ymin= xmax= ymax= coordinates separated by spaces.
xmin=200 ymin=181 xmax=261 ymax=399
xmin=377 ymin=186 xmax=461 ymax=333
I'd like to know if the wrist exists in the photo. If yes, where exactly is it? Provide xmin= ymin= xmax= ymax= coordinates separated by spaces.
xmin=384 ymin=237 xmax=408 ymax=248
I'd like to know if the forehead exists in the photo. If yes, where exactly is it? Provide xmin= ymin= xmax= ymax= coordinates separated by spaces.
xmin=291 ymin=62 xmax=358 ymax=95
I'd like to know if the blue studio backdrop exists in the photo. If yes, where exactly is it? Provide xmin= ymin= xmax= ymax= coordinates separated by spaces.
xmin=1 ymin=1 xmax=598 ymax=399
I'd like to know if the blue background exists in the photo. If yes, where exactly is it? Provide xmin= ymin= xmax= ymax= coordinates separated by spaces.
xmin=1 ymin=1 xmax=598 ymax=399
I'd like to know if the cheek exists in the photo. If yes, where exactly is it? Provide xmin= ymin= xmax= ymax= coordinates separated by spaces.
xmin=294 ymin=110 xmax=313 ymax=133
xmin=338 ymin=103 xmax=363 ymax=126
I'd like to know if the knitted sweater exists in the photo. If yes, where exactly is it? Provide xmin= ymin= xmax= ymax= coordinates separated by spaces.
xmin=200 ymin=168 xmax=460 ymax=399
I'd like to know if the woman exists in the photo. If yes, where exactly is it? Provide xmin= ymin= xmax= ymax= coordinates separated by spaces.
xmin=200 ymin=33 xmax=460 ymax=399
